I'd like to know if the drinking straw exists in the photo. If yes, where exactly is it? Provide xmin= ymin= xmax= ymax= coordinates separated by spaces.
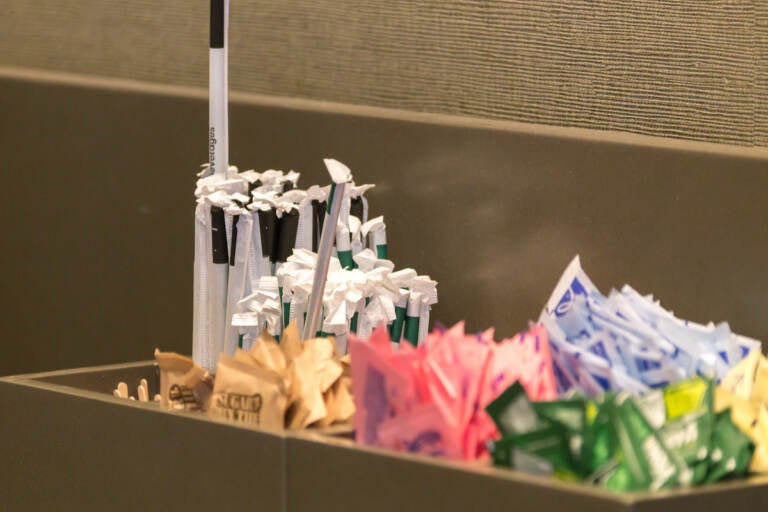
xmin=302 ymin=159 xmax=352 ymax=341
xmin=390 ymin=293 xmax=408 ymax=342
xmin=362 ymin=216 xmax=387 ymax=259
xmin=202 ymin=0 xmax=230 ymax=368
xmin=223 ymin=206 xmax=252 ymax=355
xmin=336 ymin=223 xmax=355 ymax=269
xmin=209 ymin=0 xmax=229 ymax=177
xmin=403 ymin=291 xmax=421 ymax=346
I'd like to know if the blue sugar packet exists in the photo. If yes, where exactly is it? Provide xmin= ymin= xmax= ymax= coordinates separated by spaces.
xmin=540 ymin=256 xmax=761 ymax=397
xmin=541 ymin=312 xmax=648 ymax=396
xmin=545 ymin=256 xmax=599 ymax=319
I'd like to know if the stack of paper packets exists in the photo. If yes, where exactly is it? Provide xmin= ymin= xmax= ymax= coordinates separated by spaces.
xmin=485 ymin=378 xmax=753 ymax=492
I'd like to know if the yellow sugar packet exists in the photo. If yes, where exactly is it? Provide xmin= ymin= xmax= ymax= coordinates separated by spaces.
xmin=751 ymin=357 xmax=768 ymax=404
xmin=720 ymin=349 xmax=761 ymax=400
xmin=718 ymin=350 xmax=768 ymax=472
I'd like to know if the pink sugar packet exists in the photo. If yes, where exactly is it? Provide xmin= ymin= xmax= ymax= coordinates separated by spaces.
xmin=525 ymin=324 xmax=559 ymax=401
xmin=464 ymin=410 xmax=497 ymax=460
xmin=450 ymin=332 xmax=493 ymax=427
xmin=376 ymin=402 xmax=462 ymax=459
xmin=350 ymin=321 xmax=557 ymax=460
xmin=480 ymin=324 xmax=557 ymax=407
xmin=349 ymin=326 xmax=398 ymax=445
xmin=385 ymin=344 xmax=423 ymax=416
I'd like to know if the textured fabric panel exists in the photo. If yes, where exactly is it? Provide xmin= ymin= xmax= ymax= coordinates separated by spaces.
xmin=2 ymin=1 xmax=767 ymax=146
xmin=756 ymin=2 xmax=768 ymax=147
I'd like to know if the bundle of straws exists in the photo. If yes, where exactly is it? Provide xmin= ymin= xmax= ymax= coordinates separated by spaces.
xmin=192 ymin=0 xmax=437 ymax=372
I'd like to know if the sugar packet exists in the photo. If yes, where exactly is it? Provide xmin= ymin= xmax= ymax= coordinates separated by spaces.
xmin=540 ymin=256 xmax=760 ymax=395
xmin=349 ymin=321 xmax=558 ymax=460
xmin=208 ymin=353 xmax=287 ymax=429
xmin=486 ymin=376 xmax=754 ymax=492
xmin=155 ymin=349 xmax=213 ymax=411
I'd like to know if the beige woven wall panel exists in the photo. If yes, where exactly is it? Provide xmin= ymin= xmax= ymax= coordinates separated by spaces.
xmin=2 ymin=1 xmax=767 ymax=146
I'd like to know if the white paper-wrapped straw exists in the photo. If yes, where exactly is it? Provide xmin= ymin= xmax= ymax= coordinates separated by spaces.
xmin=192 ymin=0 xmax=230 ymax=371
xmin=302 ymin=159 xmax=352 ymax=340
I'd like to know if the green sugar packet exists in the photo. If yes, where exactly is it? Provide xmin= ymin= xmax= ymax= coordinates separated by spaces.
xmin=636 ymin=377 xmax=715 ymax=485
xmin=659 ymin=378 xmax=715 ymax=484
xmin=488 ymin=436 xmax=515 ymax=469
xmin=487 ymin=427 xmax=577 ymax=479
xmin=593 ymin=458 xmax=634 ymax=493
xmin=533 ymin=398 xmax=586 ymax=433
xmin=533 ymin=398 xmax=589 ymax=477
xmin=609 ymin=393 xmax=685 ymax=491
xmin=486 ymin=383 xmax=578 ymax=478
xmin=706 ymin=409 xmax=754 ymax=483
xmin=486 ymin=382 xmax=542 ymax=436
xmin=582 ymin=395 xmax=619 ymax=477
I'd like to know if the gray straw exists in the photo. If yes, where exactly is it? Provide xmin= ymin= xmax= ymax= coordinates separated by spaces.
xmin=301 ymin=160 xmax=350 ymax=340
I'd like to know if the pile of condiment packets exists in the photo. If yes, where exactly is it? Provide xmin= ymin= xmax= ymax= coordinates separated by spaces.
xmin=154 ymin=321 xmax=354 ymax=429
xmin=540 ymin=257 xmax=759 ymax=395
xmin=485 ymin=378 xmax=753 ymax=491
xmin=348 ymin=256 xmax=767 ymax=492
xmin=349 ymin=322 xmax=557 ymax=460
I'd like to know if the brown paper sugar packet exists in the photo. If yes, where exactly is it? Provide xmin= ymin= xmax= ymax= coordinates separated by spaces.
xmin=233 ymin=348 xmax=259 ymax=366
xmin=178 ymin=365 xmax=214 ymax=411
xmin=281 ymin=320 xmax=303 ymax=363
xmin=279 ymin=319 xmax=315 ymax=428
xmin=313 ymin=373 xmax=357 ymax=428
xmin=280 ymin=321 xmax=304 ymax=416
xmin=279 ymin=321 xmax=348 ymax=429
xmin=340 ymin=354 xmax=352 ymax=390
xmin=302 ymin=337 xmax=344 ymax=428
xmin=155 ymin=349 xmax=192 ymax=405
xmin=284 ymin=368 xmax=310 ymax=428
xmin=303 ymin=337 xmax=343 ymax=393
xmin=208 ymin=354 xmax=287 ymax=429
xmin=313 ymin=386 xmax=337 ymax=428
xmin=155 ymin=349 xmax=213 ymax=411
xmin=249 ymin=331 xmax=287 ymax=374
xmin=335 ymin=375 xmax=355 ymax=424
xmin=236 ymin=344 xmax=293 ymax=408
xmin=285 ymin=353 xmax=327 ymax=429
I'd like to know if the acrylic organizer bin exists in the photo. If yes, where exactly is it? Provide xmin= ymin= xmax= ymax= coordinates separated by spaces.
xmin=3 ymin=361 xmax=768 ymax=511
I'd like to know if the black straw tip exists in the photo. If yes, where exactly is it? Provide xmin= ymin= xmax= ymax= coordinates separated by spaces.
xmin=210 ymin=0 xmax=225 ymax=48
